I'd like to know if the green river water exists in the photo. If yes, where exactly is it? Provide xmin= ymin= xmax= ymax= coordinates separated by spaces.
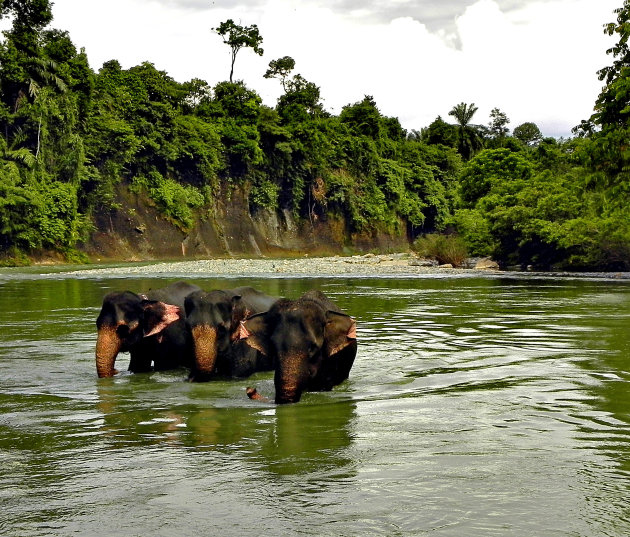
xmin=0 ymin=268 xmax=628 ymax=536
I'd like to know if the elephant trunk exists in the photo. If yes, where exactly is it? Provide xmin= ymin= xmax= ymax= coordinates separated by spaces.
xmin=274 ymin=353 xmax=308 ymax=404
xmin=96 ymin=326 xmax=122 ymax=378
xmin=191 ymin=325 xmax=219 ymax=379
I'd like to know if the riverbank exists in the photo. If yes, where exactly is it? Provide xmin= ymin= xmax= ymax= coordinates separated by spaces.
xmin=67 ymin=253 xmax=465 ymax=277
xmin=62 ymin=253 xmax=630 ymax=279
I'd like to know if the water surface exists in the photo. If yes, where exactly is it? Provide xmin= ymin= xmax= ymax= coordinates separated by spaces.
xmin=0 ymin=270 xmax=629 ymax=536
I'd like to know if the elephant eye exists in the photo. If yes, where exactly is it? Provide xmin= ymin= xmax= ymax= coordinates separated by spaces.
xmin=307 ymin=342 xmax=319 ymax=359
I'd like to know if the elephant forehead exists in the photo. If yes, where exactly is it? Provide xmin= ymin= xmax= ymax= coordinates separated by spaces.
xmin=192 ymin=302 xmax=231 ymax=323
xmin=98 ymin=303 xmax=141 ymax=327
xmin=281 ymin=304 xmax=325 ymax=322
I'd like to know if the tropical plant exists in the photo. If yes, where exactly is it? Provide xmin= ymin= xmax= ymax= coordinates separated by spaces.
xmin=412 ymin=233 xmax=469 ymax=266
xmin=448 ymin=102 xmax=485 ymax=159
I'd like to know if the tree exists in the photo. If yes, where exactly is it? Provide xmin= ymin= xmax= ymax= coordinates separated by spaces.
xmin=448 ymin=102 xmax=485 ymax=160
xmin=0 ymin=0 xmax=52 ymax=55
xmin=422 ymin=116 xmax=458 ymax=148
xmin=591 ymin=0 xmax=630 ymax=128
xmin=488 ymin=107 xmax=510 ymax=139
xmin=513 ymin=122 xmax=543 ymax=146
xmin=340 ymin=95 xmax=382 ymax=138
xmin=213 ymin=19 xmax=263 ymax=83
xmin=181 ymin=78 xmax=212 ymax=111
xmin=276 ymin=74 xmax=323 ymax=122
xmin=264 ymin=56 xmax=295 ymax=91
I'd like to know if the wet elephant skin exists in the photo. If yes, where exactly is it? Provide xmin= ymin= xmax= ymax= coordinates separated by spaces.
xmin=95 ymin=281 xmax=201 ymax=377
xmin=241 ymin=290 xmax=357 ymax=404
xmin=185 ymin=286 xmax=278 ymax=381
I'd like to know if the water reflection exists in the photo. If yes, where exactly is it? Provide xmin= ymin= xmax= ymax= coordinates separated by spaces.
xmin=1 ymin=272 xmax=630 ymax=536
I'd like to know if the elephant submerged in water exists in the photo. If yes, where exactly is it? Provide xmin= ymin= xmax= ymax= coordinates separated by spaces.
xmin=240 ymin=290 xmax=357 ymax=404
xmin=95 ymin=281 xmax=201 ymax=377
xmin=185 ymin=286 xmax=279 ymax=381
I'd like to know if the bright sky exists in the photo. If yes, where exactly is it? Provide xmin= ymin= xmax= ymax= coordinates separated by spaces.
xmin=31 ymin=1 xmax=624 ymax=136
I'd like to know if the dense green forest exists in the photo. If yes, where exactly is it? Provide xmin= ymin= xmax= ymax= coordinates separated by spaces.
xmin=1 ymin=0 xmax=629 ymax=269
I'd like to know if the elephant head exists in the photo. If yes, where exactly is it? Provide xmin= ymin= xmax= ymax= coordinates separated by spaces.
xmin=184 ymin=289 xmax=247 ymax=380
xmin=240 ymin=291 xmax=357 ymax=404
xmin=95 ymin=291 xmax=181 ymax=378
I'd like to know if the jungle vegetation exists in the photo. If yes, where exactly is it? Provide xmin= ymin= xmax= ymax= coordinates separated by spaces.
xmin=0 ymin=0 xmax=629 ymax=270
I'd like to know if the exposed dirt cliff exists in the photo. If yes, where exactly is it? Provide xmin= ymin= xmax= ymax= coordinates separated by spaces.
xmin=80 ymin=184 xmax=409 ymax=261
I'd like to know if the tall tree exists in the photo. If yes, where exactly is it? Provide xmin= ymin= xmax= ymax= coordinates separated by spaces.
xmin=488 ymin=107 xmax=510 ymax=139
xmin=591 ymin=0 xmax=630 ymax=128
xmin=575 ymin=1 xmax=630 ymax=209
xmin=448 ymin=102 xmax=484 ymax=160
xmin=213 ymin=19 xmax=263 ymax=83
xmin=513 ymin=122 xmax=543 ymax=146
xmin=264 ymin=56 xmax=295 ymax=91
xmin=0 ymin=0 xmax=53 ymax=55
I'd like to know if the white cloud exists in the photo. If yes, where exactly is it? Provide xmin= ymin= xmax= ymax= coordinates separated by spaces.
xmin=18 ymin=0 xmax=622 ymax=136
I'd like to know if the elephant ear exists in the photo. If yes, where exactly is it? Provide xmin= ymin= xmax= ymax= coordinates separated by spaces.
xmin=142 ymin=300 xmax=182 ymax=337
xmin=325 ymin=311 xmax=357 ymax=357
xmin=239 ymin=312 xmax=270 ymax=356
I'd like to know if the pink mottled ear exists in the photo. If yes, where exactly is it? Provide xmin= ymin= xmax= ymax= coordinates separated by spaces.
xmin=325 ymin=312 xmax=357 ymax=357
xmin=143 ymin=302 xmax=181 ymax=337
xmin=239 ymin=313 xmax=270 ymax=356
xmin=238 ymin=321 xmax=251 ymax=339
xmin=347 ymin=318 xmax=357 ymax=339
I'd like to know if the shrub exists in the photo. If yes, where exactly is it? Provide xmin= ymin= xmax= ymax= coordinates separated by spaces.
xmin=446 ymin=208 xmax=495 ymax=257
xmin=412 ymin=233 xmax=469 ymax=266
xmin=131 ymin=172 xmax=205 ymax=232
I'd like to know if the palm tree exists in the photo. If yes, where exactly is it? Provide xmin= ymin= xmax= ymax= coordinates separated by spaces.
xmin=448 ymin=102 xmax=485 ymax=160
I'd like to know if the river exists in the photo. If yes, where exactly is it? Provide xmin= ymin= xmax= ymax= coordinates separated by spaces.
xmin=0 ymin=268 xmax=628 ymax=536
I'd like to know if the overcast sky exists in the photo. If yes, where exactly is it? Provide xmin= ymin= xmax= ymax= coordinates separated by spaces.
xmin=40 ymin=1 xmax=622 ymax=136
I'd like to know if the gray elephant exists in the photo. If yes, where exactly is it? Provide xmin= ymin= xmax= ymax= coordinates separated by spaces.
xmin=240 ymin=290 xmax=357 ymax=404
xmin=184 ymin=286 xmax=279 ymax=381
xmin=95 ymin=281 xmax=201 ymax=377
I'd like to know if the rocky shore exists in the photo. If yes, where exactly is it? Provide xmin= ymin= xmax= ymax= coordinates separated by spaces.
xmin=67 ymin=253 xmax=500 ymax=277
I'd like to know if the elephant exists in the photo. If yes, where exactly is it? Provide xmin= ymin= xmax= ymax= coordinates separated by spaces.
xmin=184 ymin=286 xmax=279 ymax=381
xmin=95 ymin=281 xmax=201 ymax=378
xmin=240 ymin=290 xmax=357 ymax=404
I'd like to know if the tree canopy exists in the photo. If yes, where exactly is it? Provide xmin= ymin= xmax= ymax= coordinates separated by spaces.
xmin=213 ymin=19 xmax=264 ymax=83
xmin=0 ymin=1 xmax=628 ymax=271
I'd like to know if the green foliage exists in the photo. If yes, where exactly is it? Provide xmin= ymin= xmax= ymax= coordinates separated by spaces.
xmin=589 ymin=1 xmax=630 ymax=129
xmin=31 ymin=179 xmax=80 ymax=249
xmin=412 ymin=233 xmax=469 ymax=266
xmin=513 ymin=122 xmax=543 ymax=146
xmin=277 ymin=74 xmax=324 ymax=123
xmin=130 ymin=171 xmax=205 ymax=232
xmin=379 ymin=159 xmax=426 ymax=228
xmin=248 ymin=171 xmax=280 ymax=211
xmin=213 ymin=19 xmax=263 ymax=83
xmin=459 ymin=148 xmax=533 ymax=207
xmin=450 ymin=135 xmax=630 ymax=270
xmin=422 ymin=116 xmax=458 ymax=148
xmin=488 ymin=107 xmax=510 ymax=139
xmin=264 ymin=56 xmax=295 ymax=91
xmin=557 ymin=211 xmax=630 ymax=270
xmin=448 ymin=102 xmax=485 ymax=160
xmin=447 ymin=209 xmax=495 ymax=256
xmin=0 ymin=0 xmax=626 ymax=272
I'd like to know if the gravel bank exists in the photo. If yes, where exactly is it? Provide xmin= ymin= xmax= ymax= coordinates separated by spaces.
xmin=67 ymin=253 xmax=479 ymax=277
xmin=63 ymin=254 xmax=630 ymax=280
